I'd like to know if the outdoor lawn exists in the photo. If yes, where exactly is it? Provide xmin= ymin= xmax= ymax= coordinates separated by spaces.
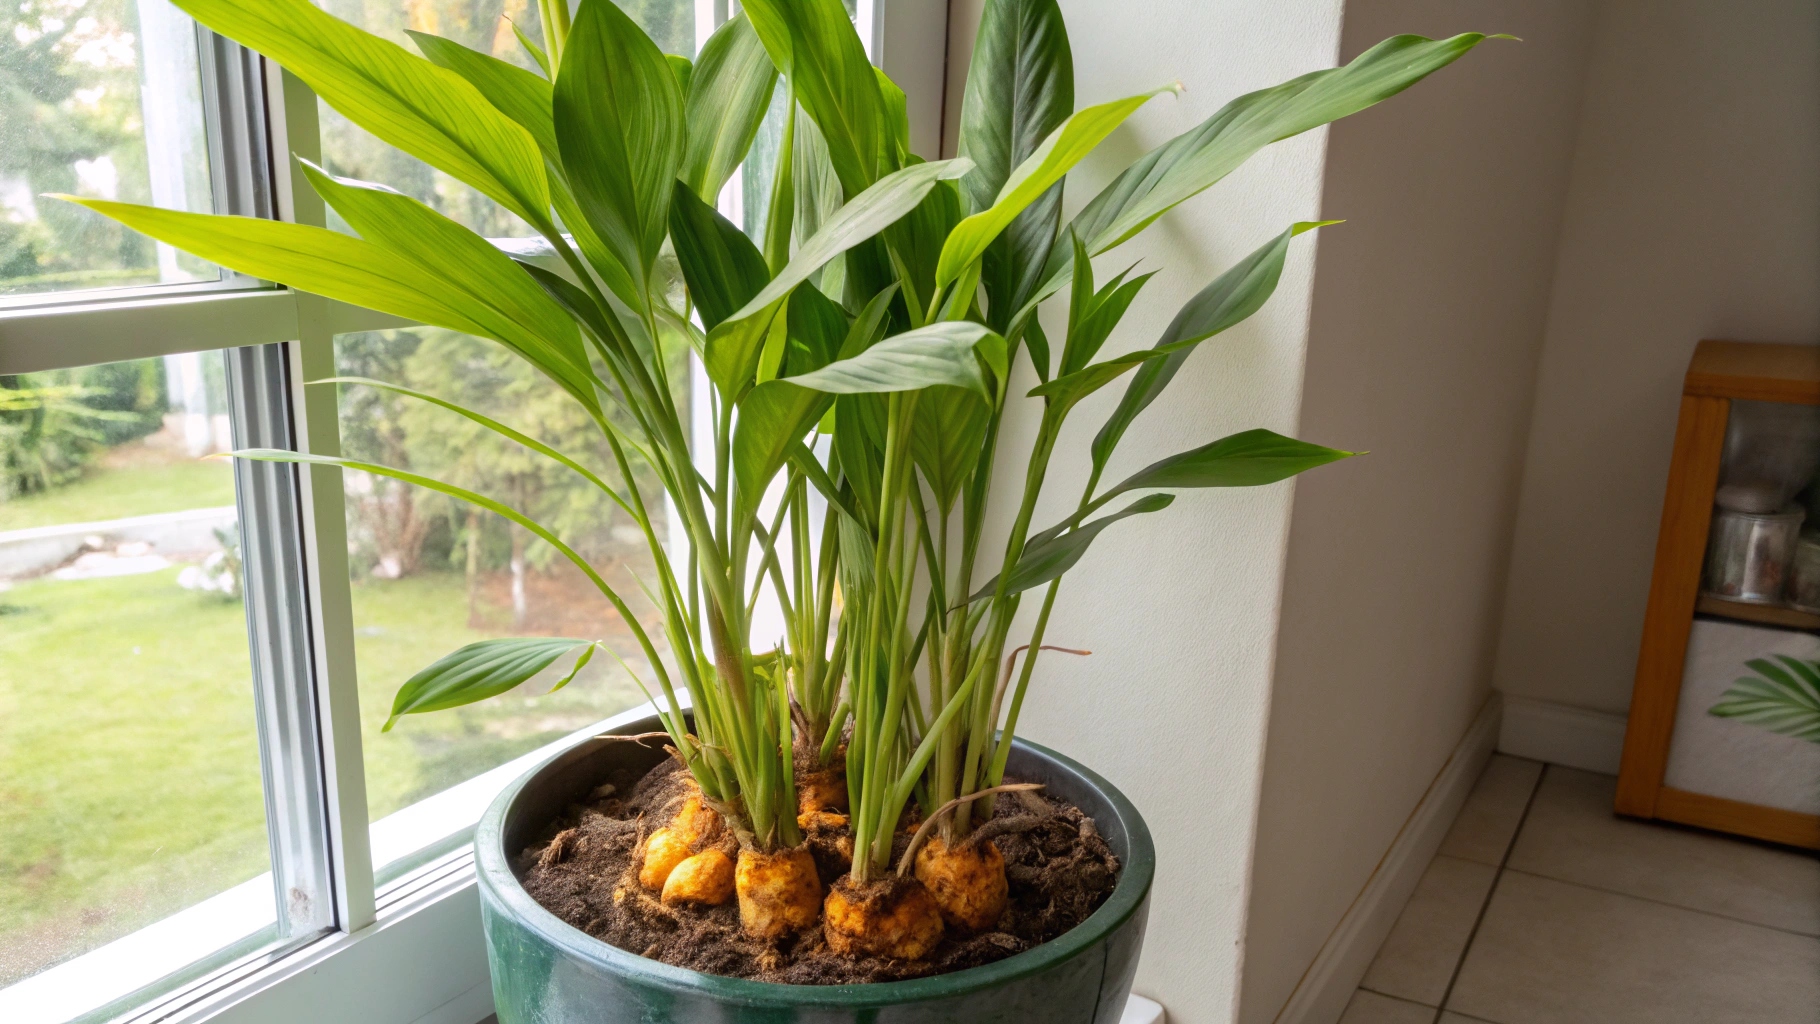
xmin=0 ymin=564 xmax=647 ymax=985
xmin=0 ymin=458 xmax=236 ymax=533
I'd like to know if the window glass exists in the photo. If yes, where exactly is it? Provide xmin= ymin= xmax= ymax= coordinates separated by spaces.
xmin=316 ymin=0 xmax=697 ymax=239
xmin=0 ymin=352 xmax=271 ymax=997
xmin=333 ymin=327 xmax=675 ymax=867
xmin=0 ymin=0 xmax=218 ymax=298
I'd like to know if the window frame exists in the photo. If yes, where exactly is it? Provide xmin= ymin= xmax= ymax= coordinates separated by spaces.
xmin=0 ymin=2 xmax=950 ymax=1020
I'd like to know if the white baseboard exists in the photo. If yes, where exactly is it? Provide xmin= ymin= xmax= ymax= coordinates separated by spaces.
xmin=1273 ymin=695 xmax=1501 ymax=1024
xmin=1496 ymin=694 xmax=1626 ymax=775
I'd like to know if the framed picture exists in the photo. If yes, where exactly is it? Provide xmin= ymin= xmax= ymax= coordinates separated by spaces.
xmin=1616 ymin=340 xmax=1820 ymax=849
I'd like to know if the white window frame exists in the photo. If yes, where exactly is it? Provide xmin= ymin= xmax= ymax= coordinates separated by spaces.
xmin=0 ymin=3 xmax=951 ymax=1022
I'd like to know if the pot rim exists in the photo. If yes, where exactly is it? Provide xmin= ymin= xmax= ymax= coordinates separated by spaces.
xmin=474 ymin=712 xmax=1155 ymax=1008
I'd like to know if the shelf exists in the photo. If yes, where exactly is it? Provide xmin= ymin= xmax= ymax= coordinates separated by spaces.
xmin=1695 ymin=594 xmax=1820 ymax=632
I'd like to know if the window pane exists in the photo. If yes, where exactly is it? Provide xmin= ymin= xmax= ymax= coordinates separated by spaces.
xmin=0 ymin=1 xmax=218 ymax=298
xmin=0 ymin=353 xmax=272 ymax=1005
xmin=316 ymin=1 xmax=697 ymax=239
xmin=333 ymin=327 xmax=674 ymax=872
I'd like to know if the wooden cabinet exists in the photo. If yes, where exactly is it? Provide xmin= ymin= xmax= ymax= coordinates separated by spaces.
xmin=1615 ymin=340 xmax=1820 ymax=850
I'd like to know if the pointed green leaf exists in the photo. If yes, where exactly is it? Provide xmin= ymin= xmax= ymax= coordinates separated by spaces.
xmin=733 ymin=380 xmax=834 ymax=526
xmin=386 ymin=638 xmax=596 ymax=729
xmin=910 ymin=386 xmax=992 ymax=513
xmin=957 ymin=0 xmax=1074 ymax=216
xmin=682 ymin=14 xmax=779 ymax=201
xmin=741 ymin=0 xmax=884 ymax=196
xmin=1087 ymin=221 xmax=1331 ymax=470
xmin=512 ymin=19 xmax=552 ymax=77
xmin=297 ymin=163 xmax=594 ymax=409
xmin=959 ymin=0 xmax=1073 ymax=323
xmin=555 ymin=0 xmax=685 ymax=302
xmin=666 ymin=54 xmax=694 ymax=94
xmin=669 ymin=178 xmax=772 ymax=332
xmin=52 ymin=196 xmax=492 ymax=336
xmin=786 ymin=322 xmax=1002 ymax=399
xmin=792 ymin=110 xmax=847 ymax=300
xmin=1709 ymin=657 xmax=1820 ymax=743
xmin=409 ymin=31 xmax=557 ymax=161
xmin=724 ymin=158 xmax=972 ymax=324
xmin=971 ymin=493 xmax=1175 ymax=602
xmin=876 ymin=68 xmax=910 ymax=170
xmin=704 ymin=297 xmax=786 ymax=398
xmin=1045 ymin=33 xmax=1499 ymax=291
xmin=312 ymin=375 xmax=629 ymax=516
xmin=170 ymin=0 xmax=549 ymax=227
xmin=936 ymin=84 xmax=1176 ymax=290
xmin=1061 ymin=263 xmax=1154 ymax=378
xmin=782 ymin=281 xmax=851 ymax=374
xmin=1097 ymin=429 xmax=1357 ymax=504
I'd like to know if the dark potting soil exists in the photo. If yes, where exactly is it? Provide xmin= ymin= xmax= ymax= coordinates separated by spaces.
xmin=516 ymin=755 xmax=1122 ymax=984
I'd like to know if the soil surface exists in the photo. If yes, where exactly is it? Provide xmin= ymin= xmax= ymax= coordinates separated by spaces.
xmin=517 ymin=756 xmax=1122 ymax=984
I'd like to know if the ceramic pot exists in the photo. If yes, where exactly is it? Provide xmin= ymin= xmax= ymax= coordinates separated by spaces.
xmin=475 ymin=712 xmax=1154 ymax=1023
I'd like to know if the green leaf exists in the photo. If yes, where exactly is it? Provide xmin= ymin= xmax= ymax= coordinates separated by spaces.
xmin=1709 ymin=656 xmax=1820 ymax=744
xmin=408 ymin=31 xmax=557 ymax=161
xmin=1062 ymin=261 xmax=1154 ymax=377
xmin=724 ymin=158 xmax=973 ymax=324
xmin=224 ymin=449 xmax=626 ymax=622
xmin=666 ymin=53 xmax=694 ymax=95
xmin=1087 ymin=221 xmax=1331 ymax=469
xmin=882 ymin=176 xmax=963 ymax=321
xmin=170 ymin=0 xmax=550 ymax=227
xmin=936 ymin=84 xmax=1176 ymax=291
xmin=704 ymin=296 xmax=786 ymax=398
xmin=971 ymin=493 xmax=1175 ymax=602
xmin=733 ymin=380 xmax=834 ymax=526
xmin=958 ymin=0 xmax=1073 ymax=322
xmin=1048 ymin=33 xmax=1498 ymax=288
xmin=742 ymin=0 xmax=884 ymax=196
xmin=681 ymin=14 xmax=779 ymax=201
xmin=876 ymin=68 xmax=910 ymax=170
xmin=957 ymin=0 xmax=1074 ymax=216
xmin=669 ymin=179 xmax=771 ymax=332
xmin=311 ymin=376 xmax=629 ymax=517
xmin=386 ymin=638 xmax=596 ymax=729
xmin=782 ymin=280 xmax=850 ymax=374
xmin=910 ymin=386 xmax=992 ymax=513
xmin=512 ymin=19 xmax=552 ymax=77
xmin=555 ymin=0 xmax=685 ymax=303
xmin=792 ymin=111 xmax=847 ymax=300
xmin=52 ymin=196 xmax=493 ymax=337
xmin=1097 ymin=429 xmax=1357 ymax=502
xmin=297 ymin=163 xmax=595 ymax=410
xmin=786 ymin=321 xmax=1003 ymax=399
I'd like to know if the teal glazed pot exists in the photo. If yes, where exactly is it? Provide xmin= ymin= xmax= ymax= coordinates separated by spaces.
xmin=475 ymin=713 xmax=1155 ymax=1023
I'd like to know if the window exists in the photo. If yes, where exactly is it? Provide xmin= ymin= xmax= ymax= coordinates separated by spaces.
xmin=0 ymin=351 xmax=272 ymax=989
xmin=1 ymin=0 xmax=221 ymax=300
xmin=0 ymin=1 xmax=923 ymax=1022
xmin=332 ymin=325 xmax=669 ymax=879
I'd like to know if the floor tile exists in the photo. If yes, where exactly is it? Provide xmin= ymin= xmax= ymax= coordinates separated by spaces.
xmin=1438 ymin=1015 xmax=1498 ymax=1024
xmin=1340 ymin=989 xmax=1436 ymax=1024
xmin=1438 ymin=755 xmax=1543 ymax=866
xmin=1447 ymin=871 xmax=1820 ymax=1024
xmin=1360 ymin=855 xmax=1497 ymax=1006
xmin=1507 ymin=766 xmax=1820 ymax=935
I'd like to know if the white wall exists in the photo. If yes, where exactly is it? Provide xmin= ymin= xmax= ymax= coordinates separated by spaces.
xmin=945 ymin=1 xmax=1345 ymax=1020
xmin=1236 ymin=3 xmax=1597 ymax=1021
xmin=1494 ymin=0 xmax=1820 ymax=716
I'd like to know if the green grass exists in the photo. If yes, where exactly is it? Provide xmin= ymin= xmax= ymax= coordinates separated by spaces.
xmin=0 ymin=567 xmax=645 ymax=985
xmin=0 ymin=460 xmax=237 ymax=533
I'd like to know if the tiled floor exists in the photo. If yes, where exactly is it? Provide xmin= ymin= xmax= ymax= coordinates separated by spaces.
xmin=1342 ymin=755 xmax=1820 ymax=1024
